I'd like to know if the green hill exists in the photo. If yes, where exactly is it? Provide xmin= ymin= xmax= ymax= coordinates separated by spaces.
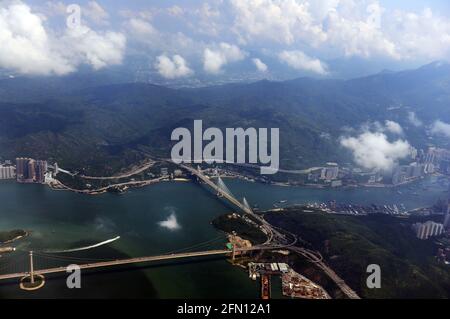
xmin=1 ymin=62 xmax=449 ymax=175
xmin=266 ymin=208 xmax=450 ymax=299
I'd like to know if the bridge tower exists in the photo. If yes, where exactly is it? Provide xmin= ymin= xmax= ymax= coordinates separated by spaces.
xmin=19 ymin=251 xmax=45 ymax=291
xmin=29 ymin=251 xmax=34 ymax=284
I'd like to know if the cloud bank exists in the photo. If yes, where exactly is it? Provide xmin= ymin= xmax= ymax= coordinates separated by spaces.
xmin=203 ymin=42 xmax=247 ymax=74
xmin=0 ymin=1 xmax=126 ymax=76
xmin=252 ymin=58 xmax=268 ymax=72
xmin=340 ymin=124 xmax=411 ymax=171
xmin=431 ymin=120 xmax=450 ymax=138
xmin=278 ymin=50 xmax=328 ymax=74
xmin=3 ymin=1 xmax=450 ymax=78
xmin=155 ymin=54 xmax=193 ymax=79
xmin=384 ymin=120 xmax=403 ymax=135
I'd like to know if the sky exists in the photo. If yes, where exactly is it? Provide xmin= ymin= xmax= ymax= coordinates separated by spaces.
xmin=1 ymin=0 xmax=450 ymax=80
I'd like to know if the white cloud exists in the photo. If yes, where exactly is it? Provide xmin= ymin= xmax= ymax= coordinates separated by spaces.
xmin=388 ymin=8 xmax=450 ymax=61
xmin=203 ymin=42 xmax=247 ymax=74
xmin=228 ymin=0 xmax=450 ymax=62
xmin=64 ymin=25 xmax=126 ymax=70
xmin=124 ymin=17 xmax=203 ymax=58
xmin=0 ymin=2 xmax=73 ymax=75
xmin=167 ymin=5 xmax=184 ymax=17
xmin=125 ymin=18 xmax=158 ymax=38
xmin=431 ymin=120 xmax=450 ymax=138
xmin=408 ymin=112 xmax=423 ymax=127
xmin=0 ymin=1 xmax=126 ymax=76
xmin=158 ymin=213 xmax=181 ymax=231
xmin=230 ymin=0 xmax=326 ymax=46
xmin=278 ymin=50 xmax=328 ymax=74
xmin=341 ymin=130 xmax=411 ymax=171
xmin=385 ymin=120 xmax=403 ymax=135
xmin=45 ymin=1 xmax=109 ymax=26
xmin=252 ymin=58 xmax=268 ymax=72
xmin=155 ymin=54 xmax=193 ymax=79
xmin=84 ymin=1 xmax=110 ymax=26
xmin=324 ymin=3 xmax=400 ymax=60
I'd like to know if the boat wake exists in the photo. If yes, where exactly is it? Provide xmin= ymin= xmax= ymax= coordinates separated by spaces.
xmin=44 ymin=236 xmax=121 ymax=253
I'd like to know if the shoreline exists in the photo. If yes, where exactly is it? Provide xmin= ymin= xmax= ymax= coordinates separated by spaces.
xmin=44 ymin=172 xmax=439 ymax=196
xmin=0 ymin=230 xmax=29 ymax=245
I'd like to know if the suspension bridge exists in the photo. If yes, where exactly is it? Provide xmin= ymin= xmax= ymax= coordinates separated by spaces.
xmin=0 ymin=165 xmax=290 ymax=291
xmin=0 ymin=245 xmax=277 ymax=282
xmin=0 ymin=163 xmax=359 ymax=298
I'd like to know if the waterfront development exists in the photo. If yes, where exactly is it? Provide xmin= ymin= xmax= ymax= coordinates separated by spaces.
xmin=0 ymin=174 xmax=447 ymax=299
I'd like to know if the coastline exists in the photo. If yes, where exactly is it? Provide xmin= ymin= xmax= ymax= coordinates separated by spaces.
xmin=45 ymin=172 xmax=438 ymax=196
xmin=0 ymin=230 xmax=29 ymax=245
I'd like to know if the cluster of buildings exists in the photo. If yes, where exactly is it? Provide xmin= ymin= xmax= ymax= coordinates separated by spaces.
xmin=391 ymin=162 xmax=426 ymax=185
xmin=307 ymin=163 xmax=342 ymax=187
xmin=16 ymin=158 xmax=48 ymax=184
xmin=0 ymin=160 xmax=15 ymax=180
xmin=390 ymin=147 xmax=450 ymax=186
xmin=412 ymin=187 xmax=450 ymax=240
xmin=303 ymin=146 xmax=450 ymax=188
xmin=420 ymin=147 xmax=450 ymax=175
xmin=412 ymin=221 xmax=444 ymax=240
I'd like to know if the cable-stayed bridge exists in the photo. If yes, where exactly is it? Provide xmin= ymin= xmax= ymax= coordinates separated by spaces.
xmin=0 ymin=163 xmax=359 ymax=298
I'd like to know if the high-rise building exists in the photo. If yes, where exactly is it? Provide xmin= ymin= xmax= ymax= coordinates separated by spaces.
xmin=392 ymin=173 xmax=405 ymax=185
xmin=27 ymin=160 xmax=36 ymax=182
xmin=320 ymin=164 xmax=339 ymax=181
xmin=411 ymin=163 xmax=425 ymax=178
xmin=16 ymin=158 xmax=48 ymax=183
xmin=16 ymin=158 xmax=29 ymax=182
xmin=0 ymin=165 xmax=15 ymax=179
xmin=413 ymin=221 xmax=444 ymax=240
xmin=35 ymin=160 xmax=48 ymax=183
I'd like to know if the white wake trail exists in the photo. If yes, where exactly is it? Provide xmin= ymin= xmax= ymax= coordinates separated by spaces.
xmin=45 ymin=236 xmax=121 ymax=253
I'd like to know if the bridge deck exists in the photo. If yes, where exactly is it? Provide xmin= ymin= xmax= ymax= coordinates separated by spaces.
xmin=0 ymin=250 xmax=233 ymax=281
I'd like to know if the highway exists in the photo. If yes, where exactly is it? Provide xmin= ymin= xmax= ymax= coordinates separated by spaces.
xmin=288 ymin=246 xmax=360 ymax=299
xmin=179 ymin=164 xmax=360 ymax=299
xmin=80 ymin=160 xmax=155 ymax=180
xmin=51 ymin=177 xmax=165 ymax=195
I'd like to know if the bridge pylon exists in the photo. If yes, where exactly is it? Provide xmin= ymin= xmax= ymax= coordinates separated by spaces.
xmin=20 ymin=251 xmax=45 ymax=291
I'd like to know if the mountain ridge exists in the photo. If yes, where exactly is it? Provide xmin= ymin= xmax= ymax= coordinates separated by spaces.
xmin=0 ymin=63 xmax=448 ymax=175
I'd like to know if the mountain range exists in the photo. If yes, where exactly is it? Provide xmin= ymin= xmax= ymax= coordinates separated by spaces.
xmin=0 ymin=62 xmax=449 ymax=175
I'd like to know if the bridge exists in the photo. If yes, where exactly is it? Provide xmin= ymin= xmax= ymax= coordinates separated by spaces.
xmin=177 ymin=164 xmax=289 ymax=244
xmin=177 ymin=164 xmax=360 ymax=299
xmin=0 ymin=245 xmax=279 ymax=282
xmin=0 ymin=163 xmax=359 ymax=299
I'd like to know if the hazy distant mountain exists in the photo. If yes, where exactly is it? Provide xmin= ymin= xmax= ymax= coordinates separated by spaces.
xmin=0 ymin=62 xmax=449 ymax=174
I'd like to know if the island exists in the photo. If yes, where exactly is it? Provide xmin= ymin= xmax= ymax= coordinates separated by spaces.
xmin=0 ymin=229 xmax=27 ymax=244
